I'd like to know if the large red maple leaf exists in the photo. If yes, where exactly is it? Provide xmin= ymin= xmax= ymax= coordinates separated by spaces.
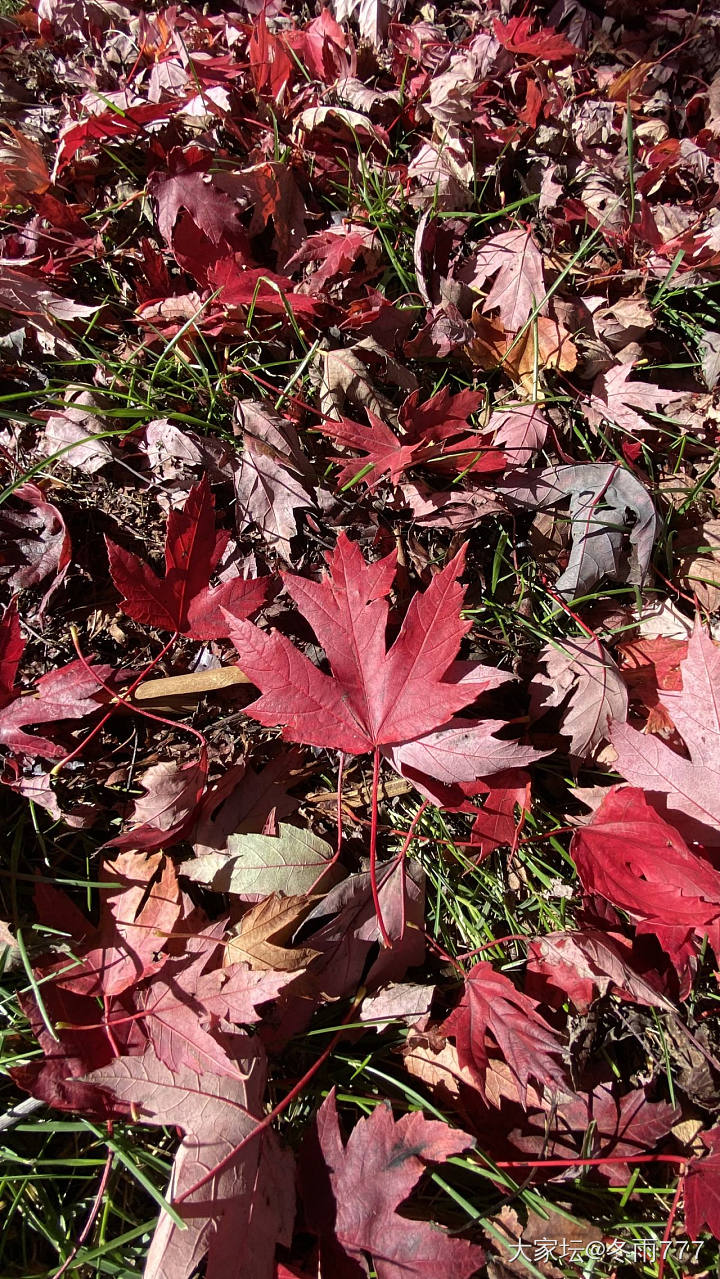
xmin=224 ymin=532 xmax=536 ymax=780
xmin=224 ymin=534 xmax=538 ymax=945
xmin=571 ymin=785 xmax=720 ymax=982
xmin=106 ymin=476 xmax=269 ymax=639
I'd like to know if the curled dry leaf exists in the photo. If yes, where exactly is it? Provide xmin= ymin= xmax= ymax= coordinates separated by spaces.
xmin=0 ymin=482 xmax=71 ymax=609
xmin=500 ymin=463 xmax=657 ymax=600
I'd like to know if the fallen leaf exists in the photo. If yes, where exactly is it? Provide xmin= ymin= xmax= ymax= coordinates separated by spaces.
xmin=490 ymin=402 xmax=548 ymax=466
xmin=685 ymin=1127 xmax=720 ymax=1241
xmin=526 ymin=929 xmax=674 ymax=1015
xmin=301 ymin=1088 xmax=484 ymax=1278
xmin=321 ymin=386 xmax=502 ymax=489
xmin=359 ymin=982 xmax=434 ymax=1031
xmin=55 ymin=851 xmax=183 ymax=999
xmin=442 ymin=961 xmax=567 ymax=1103
xmin=469 ymin=769 xmax=531 ymax=856
xmin=0 ymin=658 xmax=112 ymax=760
xmin=137 ymin=946 xmax=296 ymax=1075
xmin=0 ymin=125 xmax=50 ymax=204
xmin=493 ymin=15 xmax=576 ymax=61
xmin=103 ymin=757 xmax=208 ymax=852
xmin=182 ymin=822 xmax=344 ymax=900
xmin=224 ymin=533 xmax=537 ymax=787
xmin=500 ymin=463 xmax=657 ymax=600
xmin=317 ymin=343 xmax=399 ymax=422
xmin=571 ymin=786 xmax=720 ymax=972
xmin=40 ymin=390 xmax=113 ymax=473
xmin=467 ymin=313 xmax=577 ymax=392
xmin=190 ymin=751 xmax=304 ymax=858
xmin=86 ymin=1043 xmax=295 ymax=1279
xmin=225 ymin=893 xmax=318 ymax=972
xmin=0 ymin=482 xmax=71 ymax=609
xmin=610 ymin=622 xmax=720 ymax=844
xmin=106 ymin=476 xmax=269 ymax=639
xmin=235 ymin=401 xmax=315 ymax=560
xmin=0 ymin=599 xmax=24 ymax=710
xmin=587 ymin=362 xmax=683 ymax=437
xmin=530 ymin=635 xmax=628 ymax=757
xmin=462 ymin=228 xmax=546 ymax=332
xmin=699 ymin=330 xmax=720 ymax=390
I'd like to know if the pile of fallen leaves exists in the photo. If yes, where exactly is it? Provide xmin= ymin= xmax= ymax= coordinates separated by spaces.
xmin=2 ymin=0 xmax=720 ymax=1275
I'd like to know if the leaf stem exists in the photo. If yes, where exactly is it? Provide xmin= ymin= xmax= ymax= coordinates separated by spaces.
xmin=369 ymin=747 xmax=392 ymax=947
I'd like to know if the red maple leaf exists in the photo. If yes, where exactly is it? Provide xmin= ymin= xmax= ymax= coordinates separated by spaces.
xmin=53 ymin=851 xmax=183 ymax=999
xmin=106 ymin=476 xmax=269 ymax=639
xmin=103 ymin=758 xmax=209 ymax=853
xmin=0 ymin=600 xmax=24 ymax=710
xmin=493 ymin=16 xmax=577 ymax=62
xmin=135 ymin=945 xmax=297 ymax=1077
xmin=302 ymin=1088 xmax=484 ymax=1278
xmin=87 ymin=1043 xmax=295 ymax=1279
xmin=610 ymin=622 xmax=720 ymax=845
xmin=571 ymin=786 xmax=720 ymax=977
xmin=588 ymin=362 xmax=682 ymax=437
xmin=0 ymin=481 xmax=72 ymax=612
xmin=0 ymin=658 xmax=113 ymax=759
xmin=616 ymin=633 xmax=687 ymax=732
xmin=461 ymin=228 xmax=546 ymax=331
xmin=224 ymin=532 xmax=534 ymax=782
xmin=322 ymin=386 xmax=503 ymax=489
xmin=442 ymin=961 xmax=567 ymax=1102
xmin=685 ymin=1126 xmax=720 ymax=1241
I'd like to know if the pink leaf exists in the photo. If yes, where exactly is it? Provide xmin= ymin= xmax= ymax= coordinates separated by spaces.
xmin=87 ymin=1044 xmax=295 ymax=1279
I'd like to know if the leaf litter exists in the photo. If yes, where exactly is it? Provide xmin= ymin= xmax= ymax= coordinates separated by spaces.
xmin=1 ymin=1 xmax=720 ymax=1277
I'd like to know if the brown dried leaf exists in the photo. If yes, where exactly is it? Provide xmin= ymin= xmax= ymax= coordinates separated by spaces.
xmin=467 ymin=313 xmax=577 ymax=392
xmin=225 ymin=893 xmax=319 ymax=972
